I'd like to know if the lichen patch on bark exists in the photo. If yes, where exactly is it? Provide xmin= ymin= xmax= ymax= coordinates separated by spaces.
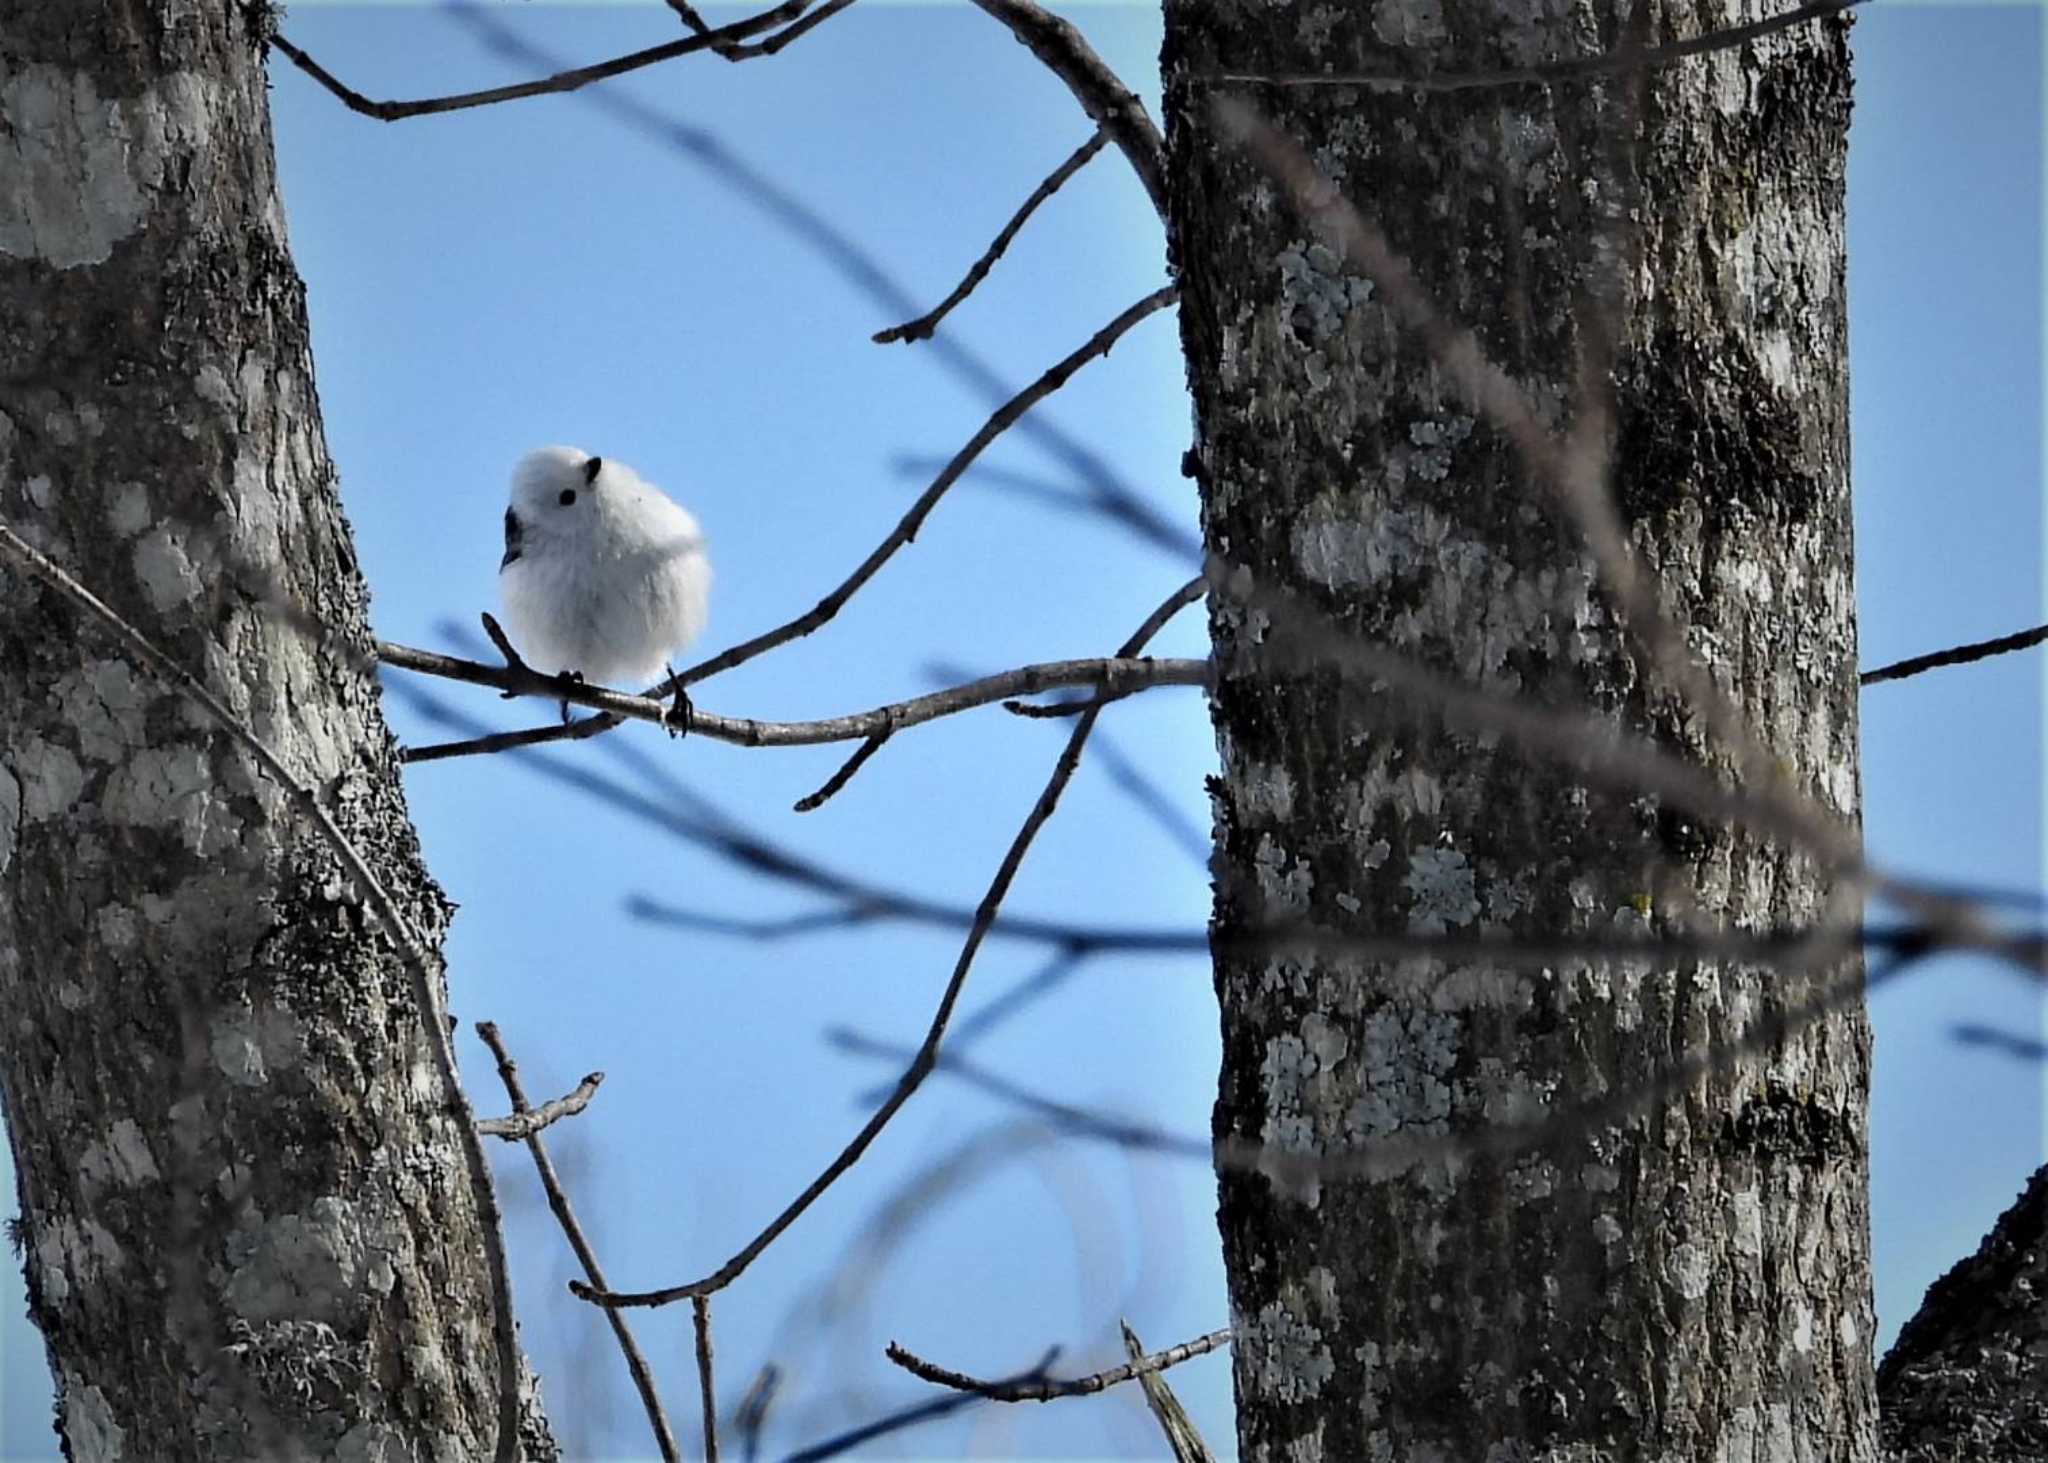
xmin=0 ymin=65 xmax=218 ymax=270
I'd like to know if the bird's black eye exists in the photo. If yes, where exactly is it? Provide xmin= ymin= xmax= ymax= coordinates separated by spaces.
xmin=558 ymin=488 xmax=577 ymax=507
xmin=582 ymin=456 xmax=604 ymax=485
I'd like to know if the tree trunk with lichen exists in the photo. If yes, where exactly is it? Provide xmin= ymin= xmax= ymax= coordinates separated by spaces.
xmin=1165 ymin=2 xmax=1873 ymax=1458
xmin=1877 ymin=1165 xmax=2048 ymax=1460
xmin=0 ymin=5 xmax=550 ymax=1458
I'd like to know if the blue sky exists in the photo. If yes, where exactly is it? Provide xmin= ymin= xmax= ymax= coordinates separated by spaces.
xmin=3 ymin=4 xmax=2041 ymax=1459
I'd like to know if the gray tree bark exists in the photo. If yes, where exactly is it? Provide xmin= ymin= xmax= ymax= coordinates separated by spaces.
xmin=1164 ymin=2 xmax=1872 ymax=1458
xmin=1878 ymin=1164 xmax=2048 ymax=1461
xmin=0 ymin=4 xmax=550 ymax=1458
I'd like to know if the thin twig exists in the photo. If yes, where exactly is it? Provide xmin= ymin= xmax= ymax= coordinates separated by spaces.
xmin=1000 ymin=675 xmax=1172 ymax=721
xmin=875 ymin=129 xmax=1110 ymax=344
xmin=476 ymin=1022 xmax=681 ymax=1463
xmin=406 ymin=286 xmax=1179 ymax=761
xmin=1003 ymin=695 xmax=1096 ymax=718
xmin=693 ymin=1297 xmax=720 ymax=1463
xmin=476 ymin=1071 xmax=605 ymax=1141
xmin=673 ymin=285 xmax=1176 ymax=694
xmin=631 ymin=896 xmax=1196 ymax=952
xmin=780 ymin=1349 xmax=1059 ymax=1461
xmin=830 ymin=1028 xmax=1202 ymax=1156
xmin=269 ymin=1 xmax=811 ymax=121
xmin=1121 ymin=1321 xmax=1219 ymax=1463
xmin=734 ymin=1365 xmax=781 ymax=1463
xmin=885 ymin=1327 xmax=1231 ymax=1403
xmin=400 ymin=590 xmax=2026 ymax=986
xmin=641 ymin=863 xmax=2031 ymax=974
xmin=1949 ymin=1024 xmax=2048 ymax=1063
xmin=722 ymin=0 xmax=858 ymax=60
xmin=665 ymin=0 xmax=722 ymax=42
xmin=1216 ymin=0 xmax=1863 ymax=90
xmin=570 ymin=578 xmax=1203 ymax=1310
xmin=967 ymin=0 xmax=1168 ymax=220
xmin=384 ymin=647 xmax=1204 ymax=763
xmin=665 ymin=0 xmax=853 ymax=62
xmin=794 ymin=731 xmax=892 ymax=812
xmin=763 ymin=1117 xmax=1060 ymax=1359
xmin=0 ymin=520 xmax=525 ymax=1463
xmin=935 ymin=950 xmax=1085 ymax=1057
xmin=892 ymin=456 xmax=1201 ymax=563
xmin=1860 ymin=623 xmax=2048 ymax=686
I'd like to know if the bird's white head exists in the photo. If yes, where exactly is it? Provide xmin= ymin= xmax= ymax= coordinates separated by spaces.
xmin=509 ymin=445 xmax=603 ymax=525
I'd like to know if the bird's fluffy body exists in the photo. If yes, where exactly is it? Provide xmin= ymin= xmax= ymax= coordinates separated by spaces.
xmin=498 ymin=446 xmax=710 ymax=688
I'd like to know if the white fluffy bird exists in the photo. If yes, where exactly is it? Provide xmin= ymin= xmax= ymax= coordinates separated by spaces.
xmin=498 ymin=446 xmax=710 ymax=705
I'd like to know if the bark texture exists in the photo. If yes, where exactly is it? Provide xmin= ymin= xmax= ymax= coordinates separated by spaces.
xmin=0 ymin=5 xmax=549 ymax=1458
xmin=1877 ymin=1164 xmax=2048 ymax=1461
xmin=1164 ymin=2 xmax=1871 ymax=1458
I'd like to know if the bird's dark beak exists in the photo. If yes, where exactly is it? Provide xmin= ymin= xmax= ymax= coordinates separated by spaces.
xmin=500 ymin=507 xmax=524 ymax=569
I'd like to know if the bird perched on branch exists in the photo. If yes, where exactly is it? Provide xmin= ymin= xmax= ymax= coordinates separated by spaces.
xmin=498 ymin=445 xmax=710 ymax=730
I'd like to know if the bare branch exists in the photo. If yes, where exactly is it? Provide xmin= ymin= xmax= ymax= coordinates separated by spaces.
xmin=875 ymin=129 xmax=1110 ymax=344
xmin=937 ymin=949 xmax=1085 ymax=1056
xmin=766 ymin=1117 xmax=1063 ymax=1350
xmin=793 ymin=730 xmax=892 ymax=813
xmin=476 ymin=1071 xmax=605 ymax=1141
xmin=1861 ymin=623 xmax=2048 ymax=686
xmin=692 ymin=1297 xmax=720 ymax=1463
xmin=406 ymin=285 xmax=1179 ymax=760
xmin=891 ymin=457 xmax=1201 ymax=563
xmin=672 ymin=286 xmax=1178 ymax=691
xmin=781 ymin=1349 xmax=1058 ymax=1461
xmin=385 ymin=669 xmax=1200 ymax=959
xmin=394 ymin=580 xmax=2029 ymax=987
xmin=1948 ymin=1024 xmax=2048 ymax=1064
xmin=831 ymin=1027 xmax=1203 ymax=1157
xmin=723 ymin=0 xmax=858 ymax=60
xmin=665 ymin=0 xmax=721 ymax=41
xmin=668 ymin=0 xmax=857 ymax=60
xmin=885 ymin=1327 xmax=1231 ymax=1403
xmin=1215 ymin=0 xmax=1863 ymax=90
xmin=1121 ymin=1322 xmax=1220 ymax=1463
xmin=0 ymin=520 xmax=525 ymax=1463
xmin=268 ymin=1 xmax=811 ymax=122
xmin=967 ymin=0 xmax=1168 ymax=220
xmin=475 ymin=1022 xmax=681 ymax=1463
xmin=569 ymin=578 xmax=1203 ymax=1310
xmin=1003 ymin=694 xmax=1097 ymax=718
xmin=733 ymin=1364 xmax=781 ymax=1462
xmin=383 ymin=646 xmax=1205 ymax=763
